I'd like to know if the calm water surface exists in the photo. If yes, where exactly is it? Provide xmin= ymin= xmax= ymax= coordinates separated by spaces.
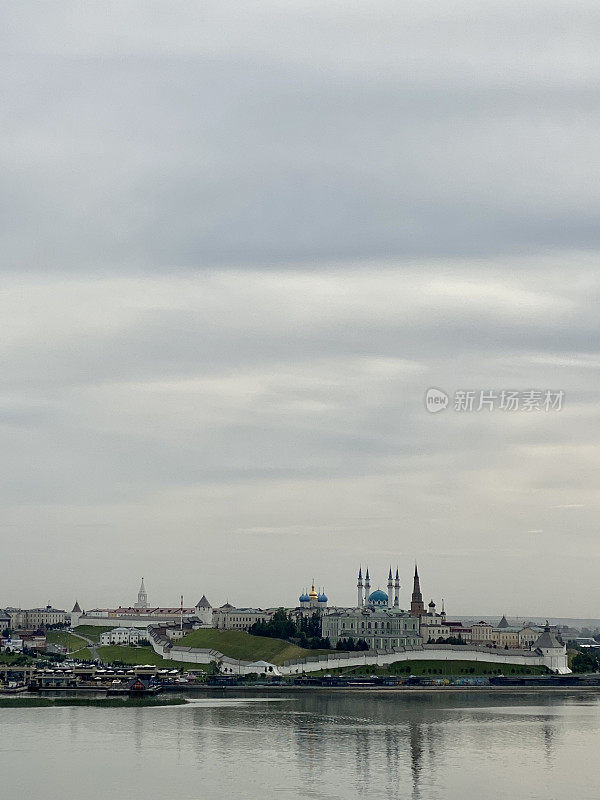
xmin=2 ymin=691 xmax=600 ymax=799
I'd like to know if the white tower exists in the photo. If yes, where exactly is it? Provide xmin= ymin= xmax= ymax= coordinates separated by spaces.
xmin=394 ymin=568 xmax=400 ymax=607
xmin=70 ymin=601 xmax=82 ymax=629
xmin=195 ymin=595 xmax=213 ymax=626
xmin=387 ymin=568 xmax=394 ymax=608
xmin=134 ymin=577 xmax=148 ymax=610
xmin=357 ymin=567 xmax=364 ymax=607
xmin=364 ymin=568 xmax=371 ymax=601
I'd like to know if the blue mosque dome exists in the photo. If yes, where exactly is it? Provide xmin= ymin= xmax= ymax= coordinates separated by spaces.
xmin=368 ymin=589 xmax=388 ymax=606
xmin=318 ymin=592 xmax=328 ymax=603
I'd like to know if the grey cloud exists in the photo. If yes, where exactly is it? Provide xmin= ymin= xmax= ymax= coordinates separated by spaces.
xmin=0 ymin=3 xmax=599 ymax=614
xmin=2 ymin=3 xmax=600 ymax=272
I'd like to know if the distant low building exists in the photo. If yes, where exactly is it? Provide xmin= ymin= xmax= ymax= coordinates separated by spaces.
xmin=213 ymin=604 xmax=273 ymax=630
xmin=4 ymin=606 xmax=66 ymax=629
xmin=18 ymin=631 xmax=47 ymax=651
xmin=471 ymin=621 xmax=495 ymax=643
xmin=166 ymin=623 xmax=194 ymax=640
xmin=518 ymin=626 xmax=541 ymax=648
xmin=71 ymin=580 xmax=213 ymax=629
xmin=1 ymin=636 xmax=23 ymax=652
xmin=99 ymin=627 xmax=144 ymax=646
xmin=575 ymin=637 xmax=600 ymax=649
xmin=445 ymin=621 xmax=472 ymax=642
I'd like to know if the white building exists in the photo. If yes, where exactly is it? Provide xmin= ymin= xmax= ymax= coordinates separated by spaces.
xmin=322 ymin=590 xmax=421 ymax=650
xmin=99 ymin=627 xmax=144 ymax=646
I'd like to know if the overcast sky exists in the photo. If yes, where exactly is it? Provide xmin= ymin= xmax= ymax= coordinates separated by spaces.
xmin=1 ymin=1 xmax=598 ymax=616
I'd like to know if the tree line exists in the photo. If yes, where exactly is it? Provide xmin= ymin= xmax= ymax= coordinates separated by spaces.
xmin=249 ymin=609 xmax=330 ymax=649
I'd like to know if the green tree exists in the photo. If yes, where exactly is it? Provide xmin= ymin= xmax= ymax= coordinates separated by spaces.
xmin=571 ymin=650 xmax=599 ymax=673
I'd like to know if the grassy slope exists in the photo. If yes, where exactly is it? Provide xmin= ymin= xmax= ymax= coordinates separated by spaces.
xmin=46 ymin=630 xmax=90 ymax=653
xmin=73 ymin=625 xmax=113 ymax=643
xmin=177 ymin=629 xmax=328 ymax=666
xmin=96 ymin=645 xmax=204 ymax=670
xmin=74 ymin=648 xmax=94 ymax=661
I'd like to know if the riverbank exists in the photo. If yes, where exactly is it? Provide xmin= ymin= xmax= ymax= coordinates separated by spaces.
xmin=173 ymin=684 xmax=600 ymax=696
xmin=0 ymin=696 xmax=188 ymax=708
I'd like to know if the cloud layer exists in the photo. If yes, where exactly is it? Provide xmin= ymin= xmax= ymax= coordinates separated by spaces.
xmin=1 ymin=2 xmax=598 ymax=615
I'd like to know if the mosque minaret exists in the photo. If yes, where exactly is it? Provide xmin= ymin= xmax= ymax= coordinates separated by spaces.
xmin=357 ymin=566 xmax=402 ymax=609
xmin=357 ymin=567 xmax=364 ymax=607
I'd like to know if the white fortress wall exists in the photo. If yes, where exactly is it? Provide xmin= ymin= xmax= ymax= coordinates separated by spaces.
xmin=145 ymin=627 xmax=569 ymax=675
xmin=279 ymin=645 xmax=568 ymax=675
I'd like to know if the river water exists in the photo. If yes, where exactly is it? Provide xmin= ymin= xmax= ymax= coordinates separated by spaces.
xmin=2 ymin=691 xmax=600 ymax=799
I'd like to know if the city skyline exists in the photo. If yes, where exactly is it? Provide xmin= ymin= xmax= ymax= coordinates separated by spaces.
xmin=5 ymin=564 xmax=595 ymax=622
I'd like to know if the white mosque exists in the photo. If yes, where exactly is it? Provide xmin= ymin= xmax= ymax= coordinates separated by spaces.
xmin=319 ymin=566 xmax=422 ymax=649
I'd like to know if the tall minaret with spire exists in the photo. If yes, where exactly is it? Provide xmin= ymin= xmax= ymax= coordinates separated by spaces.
xmin=410 ymin=563 xmax=425 ymax=617
xmin=387 ymin=567 xmax=394 ymax=608
xmin=357 ymin=567 xmax=364 ymax=607
xmin=394 ymin=567 xmax=400 ymax=607
xmin=134 ymin=577 xmax=148 ymax=610
xmin=364 ymin=568 xmax=371 ymax=601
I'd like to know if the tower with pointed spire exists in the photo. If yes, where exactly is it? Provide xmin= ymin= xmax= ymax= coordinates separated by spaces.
xmin=357 ymin=567 xmax=364 ymax=607
xmin=394 ymin=568 xmax=400 ymax=607
xmin=364 ymin=568 xmax=371 ymax=600
xmin=195 ymin=594 xmax=213 ymax=626
xmin=410 ymin=564 xmax=425 ymax=617
xmin=387 ymin=567 xmax=394 ymax=608
xmin=134 ymin=577 xmax=148 ymax=610
xmin=70 ymin=600 xmax=82 ymax=628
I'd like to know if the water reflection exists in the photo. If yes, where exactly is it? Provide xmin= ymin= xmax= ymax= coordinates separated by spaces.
xmin=2 ymin=691 xmax=600 ymax=800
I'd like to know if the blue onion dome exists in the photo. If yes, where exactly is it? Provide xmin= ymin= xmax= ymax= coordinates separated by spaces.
xmin=368 ymin=589 xmax=388 ymax=606
xmin=299 ymin=592 xmax=310 ymax=603
xmin=318 ymin=592 xmax=328 ymax=602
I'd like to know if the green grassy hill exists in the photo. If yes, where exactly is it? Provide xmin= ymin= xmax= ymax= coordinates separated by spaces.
xmin=46 ymin=630 xmax=90 ymax=654
xmin=177 ymin=629 xmax=328 ymax=666
xmin=72 ymin=625 xmax=113 ymax=643
xmin=73 ymin=647 xmax=94 ymax=661
xmin=96 ymin=645 xmax=203 ymax=670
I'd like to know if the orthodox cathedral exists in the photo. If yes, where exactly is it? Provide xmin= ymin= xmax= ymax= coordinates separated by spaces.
xmin=298 ymin=585 xmax=328 ymax=610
